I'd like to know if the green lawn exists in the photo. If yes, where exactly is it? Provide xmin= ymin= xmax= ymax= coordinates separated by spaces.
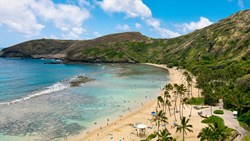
xmin=185 ymin=97 xmax=204 ymax=105
xmin=201 ymin=115 xmax=224 ymax=126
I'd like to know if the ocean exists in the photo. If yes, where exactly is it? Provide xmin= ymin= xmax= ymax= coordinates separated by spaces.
xmin=0 ymin=58 xmax=169 ymax=141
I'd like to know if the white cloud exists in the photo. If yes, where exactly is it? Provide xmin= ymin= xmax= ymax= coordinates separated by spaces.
xmin=0 ymin=0 xmax=44 ymax=36
xmin=145 ymin=18 xmax=161 ymax=29
xmin=0 ymin=0 xmax=90 ymax=38
xmin=135 ymin=23 xmax=142 ymax=29
xmin=116 ymin=24 xmax=130 ymax=31
xmin=99 ymin=0 xmax=180 ymax=38
xmin=31 ymin=0 xmax=90 ymax=38
xmin=156 ymin=28 xmax=181 ymax=38
xmin=93 ymin=31 xmax=101 ymax=37
xmin=176 ymin=17 xmax=213 ymax=33
xmin=146 ymin=18 xmax=180 ymax=38
xmin=99 ymin=0 xmax=152 ymax=18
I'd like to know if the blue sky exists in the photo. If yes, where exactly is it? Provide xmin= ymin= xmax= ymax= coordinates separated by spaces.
xmin=0 ymin=0 xmax=249 ymax=47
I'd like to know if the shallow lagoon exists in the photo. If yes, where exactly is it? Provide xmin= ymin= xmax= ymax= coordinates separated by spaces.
xmin=0 ymin=58 xmax=168 ymax=141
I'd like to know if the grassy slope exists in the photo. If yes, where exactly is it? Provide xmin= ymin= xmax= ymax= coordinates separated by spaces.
xmin=65 ymin=10 xmax=250 ymax=126
xmin=1 ymin=39 xmax=74 ymax=58
xmin=1 ymin=10 xmax=250 ymax=126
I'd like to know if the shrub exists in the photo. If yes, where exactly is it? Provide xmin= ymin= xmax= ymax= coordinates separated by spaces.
xmin=213 ymin=110 xmax=224 ymax=114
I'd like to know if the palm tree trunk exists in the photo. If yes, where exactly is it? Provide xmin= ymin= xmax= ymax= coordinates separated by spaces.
xmin=182 ymin=103 xmax=184 ymax=118
xmin=163 ymin=97 xmax=166 ymax=114
xmin=174 ymin=98 xmax=177 ymax=121
xmin=189 ymin=106 xmax=192 ymax=117
xmin=183 ymin=128 xmax=185 ymax=141
xmin=164 ymin=105 xmax=166 ymax=115
xmin=157 ymin=120 xmax=160 ymax=140
xmin=168 ymin=105 xmax=171 ymax=117
xmin=179 ymin=96 xmax=182 ymax=119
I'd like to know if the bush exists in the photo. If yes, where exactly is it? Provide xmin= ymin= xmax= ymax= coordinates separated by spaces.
xmin=201 ymin=116 xmax=224 ymax=126
xmin=213 ymin=110 xmax=224 ymax=114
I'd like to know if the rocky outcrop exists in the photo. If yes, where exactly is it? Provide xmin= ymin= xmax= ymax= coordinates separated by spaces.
xmin=70 ymin=76 xmax=95 ymax=87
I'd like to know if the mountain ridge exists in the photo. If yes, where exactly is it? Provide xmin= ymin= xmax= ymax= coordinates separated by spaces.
xmin=1 ymin=10 xmax=249 ymax=63
xmin=0 ymin=9 xmax=250 ymax=127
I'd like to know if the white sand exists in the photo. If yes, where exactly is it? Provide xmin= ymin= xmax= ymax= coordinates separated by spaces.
xmin=71 ymin=63 xmax=207 ymax=141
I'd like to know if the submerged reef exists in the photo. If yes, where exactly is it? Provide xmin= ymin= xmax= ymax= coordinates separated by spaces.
xmin=70 ymin=76 xmax=95 ymax=87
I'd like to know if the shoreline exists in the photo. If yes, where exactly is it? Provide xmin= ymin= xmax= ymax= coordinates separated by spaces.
xmin=71 ymin=63 xmax=205 ymax=141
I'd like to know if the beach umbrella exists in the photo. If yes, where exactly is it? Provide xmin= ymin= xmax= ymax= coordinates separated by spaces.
xmin=137 ymin=124 xmax=147 ymax=129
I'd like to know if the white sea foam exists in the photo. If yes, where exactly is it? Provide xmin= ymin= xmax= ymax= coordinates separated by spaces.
xmin=0 ymin=74 xmax=92 ymax=106
xmin=0 ymin=82 xmax=69 ymax=106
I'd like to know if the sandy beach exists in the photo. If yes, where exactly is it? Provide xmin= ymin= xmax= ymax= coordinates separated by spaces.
xmin=71 ymin=63 xmax=207 ymax=141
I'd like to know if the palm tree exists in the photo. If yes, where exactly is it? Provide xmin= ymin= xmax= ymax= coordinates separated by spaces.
xmin=209 ymin=122 xmax=231 ymax=141
xmin=176 ymin=84 xmax=186 ymax=118
xmin=183 ymin=71 xmax=189 ymax=96
xmin=198 ymin=122 xmax=231 ymax=141
xmin=164 ymin=90 xmax=172 ymax=116
xmin=151 ymin=110 xmax=168 ymax=134
xmin=186 ymin=75 xmax=193 ymax=97
xmin=176 ymin=117 xmax=193 ymax=141
xmin=143 ymin=129 xmax=176 ymax=141
xmin=164 ymin=84 xmax=173 ymax=117
xmin=164 ymin=91 xmax=171 ymax=103
xmin=157 ymin=128 xmax=176 ymax=141
xmin=197 ymin=127 xmax=214 ymax=141
xmin=165 ymin=98 xmax=172 ymax=117
xmin=173 ymin=84 xmax=179 ymax=121
xmin=165 ymin=83 xmax=173 ymax=92
xmin=158 ymin=96 xmax=165 ymax=111
xmin=183 ymin=71 xmax=193 ymax=98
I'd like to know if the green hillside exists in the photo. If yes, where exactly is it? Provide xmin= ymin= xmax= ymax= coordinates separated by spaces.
xmin=1 ymin=9 xmax=250 ymax=126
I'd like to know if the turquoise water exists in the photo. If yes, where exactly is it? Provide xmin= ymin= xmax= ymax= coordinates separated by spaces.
xmin=0 ymin=58 xmax=169 ymax=141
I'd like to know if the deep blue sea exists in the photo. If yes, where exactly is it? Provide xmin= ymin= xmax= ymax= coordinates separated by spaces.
xmin=0 ymin=58 xmax=169 ymax=141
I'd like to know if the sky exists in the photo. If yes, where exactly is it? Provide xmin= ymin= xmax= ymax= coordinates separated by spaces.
xmin=0 ymin=0 xmax=250 ymax=47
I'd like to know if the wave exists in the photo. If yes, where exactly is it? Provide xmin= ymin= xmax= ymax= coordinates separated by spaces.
xmin=0 ymin=81 xmax=69 ymax=106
